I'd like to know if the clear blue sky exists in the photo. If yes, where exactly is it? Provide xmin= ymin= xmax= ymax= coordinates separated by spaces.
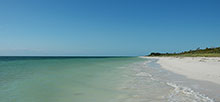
xmin=0 ymin=0 xmax=220 ymax=56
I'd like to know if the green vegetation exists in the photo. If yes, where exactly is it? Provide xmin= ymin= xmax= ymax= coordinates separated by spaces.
xmin=148 ymin=47 xmax=220 ymax=57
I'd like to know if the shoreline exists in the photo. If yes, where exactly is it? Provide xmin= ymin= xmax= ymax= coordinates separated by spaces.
xmin=145 ymin=57 xmax=220 ymax=85
xmin=144 ymin=56 xmax=220 ymax=101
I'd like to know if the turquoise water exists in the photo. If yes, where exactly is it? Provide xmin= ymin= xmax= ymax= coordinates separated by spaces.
xmin=0 ymin=57 xmax=214 ymax=102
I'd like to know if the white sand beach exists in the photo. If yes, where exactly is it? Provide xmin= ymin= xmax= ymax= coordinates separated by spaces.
xmin=147 ymin=57 xmax=220 ymax=85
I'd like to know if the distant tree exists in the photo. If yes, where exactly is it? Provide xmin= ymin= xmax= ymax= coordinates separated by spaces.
xmin=149 ymin=52 xmax=162 ymax=56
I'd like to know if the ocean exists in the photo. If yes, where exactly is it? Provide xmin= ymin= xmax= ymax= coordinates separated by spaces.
xmin=0 ymin=57 xmax=214 ymax=102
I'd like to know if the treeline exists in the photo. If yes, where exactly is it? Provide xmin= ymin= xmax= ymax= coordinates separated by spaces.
xmin=148 ymin=47 xmax=220 ymax=57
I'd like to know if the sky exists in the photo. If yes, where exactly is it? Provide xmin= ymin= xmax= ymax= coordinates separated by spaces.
xmin=0 ymin=0 xmax=220 ymax=56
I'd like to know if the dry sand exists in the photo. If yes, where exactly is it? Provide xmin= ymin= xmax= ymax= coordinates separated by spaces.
xmin=147 ymin=57 xmax=220 ymax=85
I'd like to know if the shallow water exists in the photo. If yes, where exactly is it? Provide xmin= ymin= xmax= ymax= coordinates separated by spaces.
xmin=0 ymin=57 xmax=216 ymax=102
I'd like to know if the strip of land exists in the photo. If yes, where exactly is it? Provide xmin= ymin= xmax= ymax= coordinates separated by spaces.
xmin=148 ymin=47 xmax=220 ymax=57
xmin=147 ymin=57 xmax=220 ymax=85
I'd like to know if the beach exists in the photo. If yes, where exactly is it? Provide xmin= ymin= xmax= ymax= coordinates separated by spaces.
xmin=146 ymin=57 xmax=220 ymax=101
xmin=149 ymin=57 xmax=220 ymax=85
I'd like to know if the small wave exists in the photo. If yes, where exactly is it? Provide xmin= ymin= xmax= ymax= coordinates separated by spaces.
xmin=167 ymin=82 xmax=214 ymax=102
xmin=136 ymin=72 xmax=152 ymax=77
xmin=135 ymin=72 xmax=158 ymax=81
